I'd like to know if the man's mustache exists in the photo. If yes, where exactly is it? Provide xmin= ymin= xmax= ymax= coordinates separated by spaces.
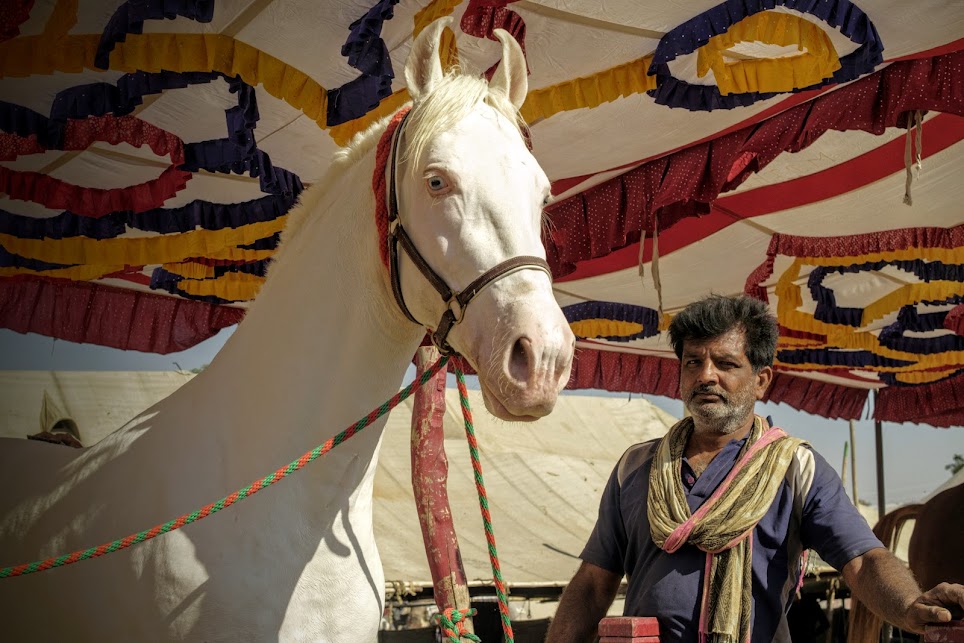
xmin=691 ymin=385 xmax=727 ymax=402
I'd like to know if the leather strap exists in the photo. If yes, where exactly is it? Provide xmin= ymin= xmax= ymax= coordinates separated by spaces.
xmin=384 ymin=110 xmax=553 ymax=355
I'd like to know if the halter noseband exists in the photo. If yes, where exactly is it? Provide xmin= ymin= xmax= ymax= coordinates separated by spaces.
xmin=385 ymin=110 xmax=553 ymax=356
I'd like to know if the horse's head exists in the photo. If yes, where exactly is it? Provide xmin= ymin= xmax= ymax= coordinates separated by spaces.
xmin=385 ymin=19 xmax=574 ymax=421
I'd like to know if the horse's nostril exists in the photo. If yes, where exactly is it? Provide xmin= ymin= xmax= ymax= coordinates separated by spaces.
xmin=509 ymin=337 xmax=532 ymax=383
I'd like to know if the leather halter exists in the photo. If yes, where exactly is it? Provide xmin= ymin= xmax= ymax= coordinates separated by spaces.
xmin=385 ymin=111 xmax=553 ymax=356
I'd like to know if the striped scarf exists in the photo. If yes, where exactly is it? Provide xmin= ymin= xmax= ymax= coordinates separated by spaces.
xmin=648 ymin=416 xmax=804 ymax=643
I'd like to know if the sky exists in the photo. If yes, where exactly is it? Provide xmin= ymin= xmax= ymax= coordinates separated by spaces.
xmin=2 ymin=327 xmax=961 ymax=507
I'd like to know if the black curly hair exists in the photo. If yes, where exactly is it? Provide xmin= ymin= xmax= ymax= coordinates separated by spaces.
xmin=668 ymin=294 xmax=778 ymax=372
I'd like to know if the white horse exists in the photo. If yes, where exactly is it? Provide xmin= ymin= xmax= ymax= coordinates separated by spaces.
xmin=0 ymin=20 xmax=574 ymax=642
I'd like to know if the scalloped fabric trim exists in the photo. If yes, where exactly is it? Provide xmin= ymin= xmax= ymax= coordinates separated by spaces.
xmin=697 ymin=11 xmax=841 ymax=96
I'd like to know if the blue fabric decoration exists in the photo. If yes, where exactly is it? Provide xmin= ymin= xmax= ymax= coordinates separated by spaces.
xmin=326 ymin=0 xmax=400 ymax=126
xmin=562 ymin=300 xmax=660 ymax=342
xmin=95 ymin=0 xmax=215 ymax=69
xmin=877 ymin=300 xmax=964 ymax=355
xmin=0 ymin=70 xmax=303 ymax=242
xmin=0 ymin=190 xmax=301 ymax=240
xmin=647 ymin=0 xmax=883 ymax=111
xmin=0 ymin=246 xmax=72 ymax=271
xmin=809 ymin=260 xmax=964 ymax=327
xmin=776 ymin=349 xmax=914 ymax=368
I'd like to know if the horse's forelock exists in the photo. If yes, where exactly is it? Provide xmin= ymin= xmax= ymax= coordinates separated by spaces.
xmin=402 ymin=71 xmax=526 ymax=173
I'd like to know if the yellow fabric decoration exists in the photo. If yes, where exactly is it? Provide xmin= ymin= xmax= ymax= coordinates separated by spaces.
xmin=328 ymin=90 xmax=412 ymax=147
xmin=162 ymin=262 xmax=217 ymax=280
xmin=861 ymin=281 xmax=964 ymax=326
xmin=772 ymin=258 xmax=964 ymax=374
xmin=175 ymin=272 xmax=265 ymax=301
xmin=696 ymin=11 xmax=841 ymax=96
xmin=894 ymin=369 xmax=959 ymax=385
xmin=414 ymin=0 xmax=463 ymax=37
xmin=109 ymin=34 xmax=328 ymax=125
xmin=205 ymin=247 xmax=275 ymax=262
xmin=569 ymin=318 xmax=644 ymax=340
xmin=0 ymin=34 xmax=100 ymax=77
xmin=520 ymin=56 xmax=656 ymax=124
xmin=0 ymin=33 xmax=327 ymax=127
xmin=0 ymin=217 xmax=286 ymax=267
xmin=0 ymin=264 xmax=125 ymax=281
xmin=658 ymin=313 xmax=672 ymax=332
xmin=44 ymin=0 xmax=79 ymax=38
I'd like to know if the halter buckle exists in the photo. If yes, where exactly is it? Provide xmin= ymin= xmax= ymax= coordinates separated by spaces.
xmin=446 ymin=295 xmax=466 ymax=324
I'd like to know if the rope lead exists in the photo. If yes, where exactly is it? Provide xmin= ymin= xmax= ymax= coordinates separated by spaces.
xmin=456 ymin=368 xmax=514 ymax=643
xmin=436 ymin=607 xmax=481 ymax=643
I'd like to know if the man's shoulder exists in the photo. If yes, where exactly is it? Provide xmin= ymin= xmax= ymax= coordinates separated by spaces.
xmin=616 ymin=437 xmax=661 ymax=488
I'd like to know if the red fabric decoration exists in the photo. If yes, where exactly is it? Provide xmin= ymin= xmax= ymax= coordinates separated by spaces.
xmin=0 ymin=131 xmax=44 ymax=160
xmin=764 ymin=373 xmax=868 ymax=420
xmin=876 ymin=371 xmax=964 ymax=428
xmin=0 ymin=276 xmax=244 ymax=354
xmin=372 ymin=106 xmax=412 ymax=268
xmin=0 ymin=0 xmax=33 ymax=43
xmin=460 ymin=0 xmax=528 ymax=78
xmin=566 ymin=348 xmax=681 ymax=399
xmin=559 ymin=347 xmax=871 ymax=420
xmin=944 ymin=305 xmax=964 ymax=337
xmin=0 ymin=114 xmax=189 ymax=218
xmin=545 ymin=51 xmax=964 ymax=278
xmin=745 ymin=224 xmax=964 ymax=300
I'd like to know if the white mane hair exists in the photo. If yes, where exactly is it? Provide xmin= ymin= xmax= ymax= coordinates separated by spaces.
xmin=272 ymin=68 xmax=528 ymax=269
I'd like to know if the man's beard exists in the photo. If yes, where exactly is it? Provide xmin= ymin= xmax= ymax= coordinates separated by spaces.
xmin=685 ymin=383 xmax=757 ymax=435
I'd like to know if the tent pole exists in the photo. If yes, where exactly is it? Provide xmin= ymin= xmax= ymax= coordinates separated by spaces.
xmin=873 ymin=390 xmax=886 ymax=521
xmin=849 ymin=419 xmax=859 ymax=506
xmin=411 ymin=345 xmax=474 ymax=632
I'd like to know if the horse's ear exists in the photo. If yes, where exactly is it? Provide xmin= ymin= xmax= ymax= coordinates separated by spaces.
xmin=405 ymin=17 xmax=451 ymax=102
xmin=489 ymin=29 xmax=527 ymax=109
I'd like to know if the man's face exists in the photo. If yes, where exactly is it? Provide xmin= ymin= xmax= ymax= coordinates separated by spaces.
xmin=679 ymin=327 xmax=772 ymax=435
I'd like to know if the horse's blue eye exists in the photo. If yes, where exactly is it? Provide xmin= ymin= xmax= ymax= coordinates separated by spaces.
xmin=427 ymin=176 xmax=447 ymax=191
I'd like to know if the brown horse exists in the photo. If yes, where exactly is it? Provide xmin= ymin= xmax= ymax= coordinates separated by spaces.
xmin=848 ymin=482 xmax=964 ymax=642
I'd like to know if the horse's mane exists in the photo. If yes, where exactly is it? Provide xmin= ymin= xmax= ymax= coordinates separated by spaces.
xmin=274 ymin=69 xmax=526 ymax=264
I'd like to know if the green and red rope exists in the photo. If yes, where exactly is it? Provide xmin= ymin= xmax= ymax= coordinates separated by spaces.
xmin=456 ymin=369 xmax=514 ymax=643
xmin=0 ymin=356 xmax=449 ymax=579
xmin=1 ymin=358 xmax=516 ymax=643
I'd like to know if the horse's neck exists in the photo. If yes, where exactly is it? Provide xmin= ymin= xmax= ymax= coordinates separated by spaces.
xmin=171 ymin=149 xmax=423 ymax=468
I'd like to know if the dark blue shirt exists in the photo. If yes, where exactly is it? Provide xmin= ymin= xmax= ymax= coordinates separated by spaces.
xmin=581 ymin=433 xmax=883 ymax=643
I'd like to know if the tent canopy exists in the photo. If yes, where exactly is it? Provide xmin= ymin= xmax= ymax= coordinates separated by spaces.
xmin=2 ymin=1 xmax=963 ymax=425
xmin=0 ymin=371 xmax=676 ymax=585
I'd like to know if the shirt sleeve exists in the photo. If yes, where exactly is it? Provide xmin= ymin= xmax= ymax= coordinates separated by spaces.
xmin=800 ymin=448 xmax=884 ymax=570
xmin=580 ymin=459 xmax=628 ymax=575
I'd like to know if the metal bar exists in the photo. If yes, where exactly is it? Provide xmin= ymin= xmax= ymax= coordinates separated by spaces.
xmin=411 ymin=346 xmax=473 ymax=632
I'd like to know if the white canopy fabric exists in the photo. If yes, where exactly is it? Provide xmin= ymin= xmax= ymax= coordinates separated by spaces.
xmin=1 ymin=1 xmax=963 ymax=424
xmin=0 ymin=371 xmax=675 ymax=585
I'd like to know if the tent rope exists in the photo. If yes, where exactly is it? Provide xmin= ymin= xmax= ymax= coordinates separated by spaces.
xmin=0 ymin=356 xmax=450 ymax=579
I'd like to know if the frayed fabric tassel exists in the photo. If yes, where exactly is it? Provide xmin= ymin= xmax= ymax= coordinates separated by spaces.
xmin=903 ymin=110 xmax=924 ymax=206
xmin=652 ymin=220 xmax=664 ymax=320
xmin=638 ymin=218 xmax=664 ymax=319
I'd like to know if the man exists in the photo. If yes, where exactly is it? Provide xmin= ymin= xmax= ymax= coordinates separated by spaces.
xmin=547 ymin=294 xmax=964 ymax=642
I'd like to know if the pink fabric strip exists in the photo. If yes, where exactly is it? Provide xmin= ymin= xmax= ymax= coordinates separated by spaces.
xmin=698 ymin=550 xmax=713 ymax=643
xmin=662 ymin=425 xmax=787 ymax=553
xmin=696 ymin=532 xmax=756 ymax=643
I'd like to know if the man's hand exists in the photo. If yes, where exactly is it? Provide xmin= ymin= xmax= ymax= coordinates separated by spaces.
xmin=545 ymin=561 xmax=622 ymax=643
xmin=901 ymin=583 xmax=964 ymax=633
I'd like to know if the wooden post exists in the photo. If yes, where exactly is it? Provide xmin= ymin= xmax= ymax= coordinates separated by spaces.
xmin=411 ymin=345 xmax=473 ymax=633
xmin=849 ymin=419 xmax=859 ymax=506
